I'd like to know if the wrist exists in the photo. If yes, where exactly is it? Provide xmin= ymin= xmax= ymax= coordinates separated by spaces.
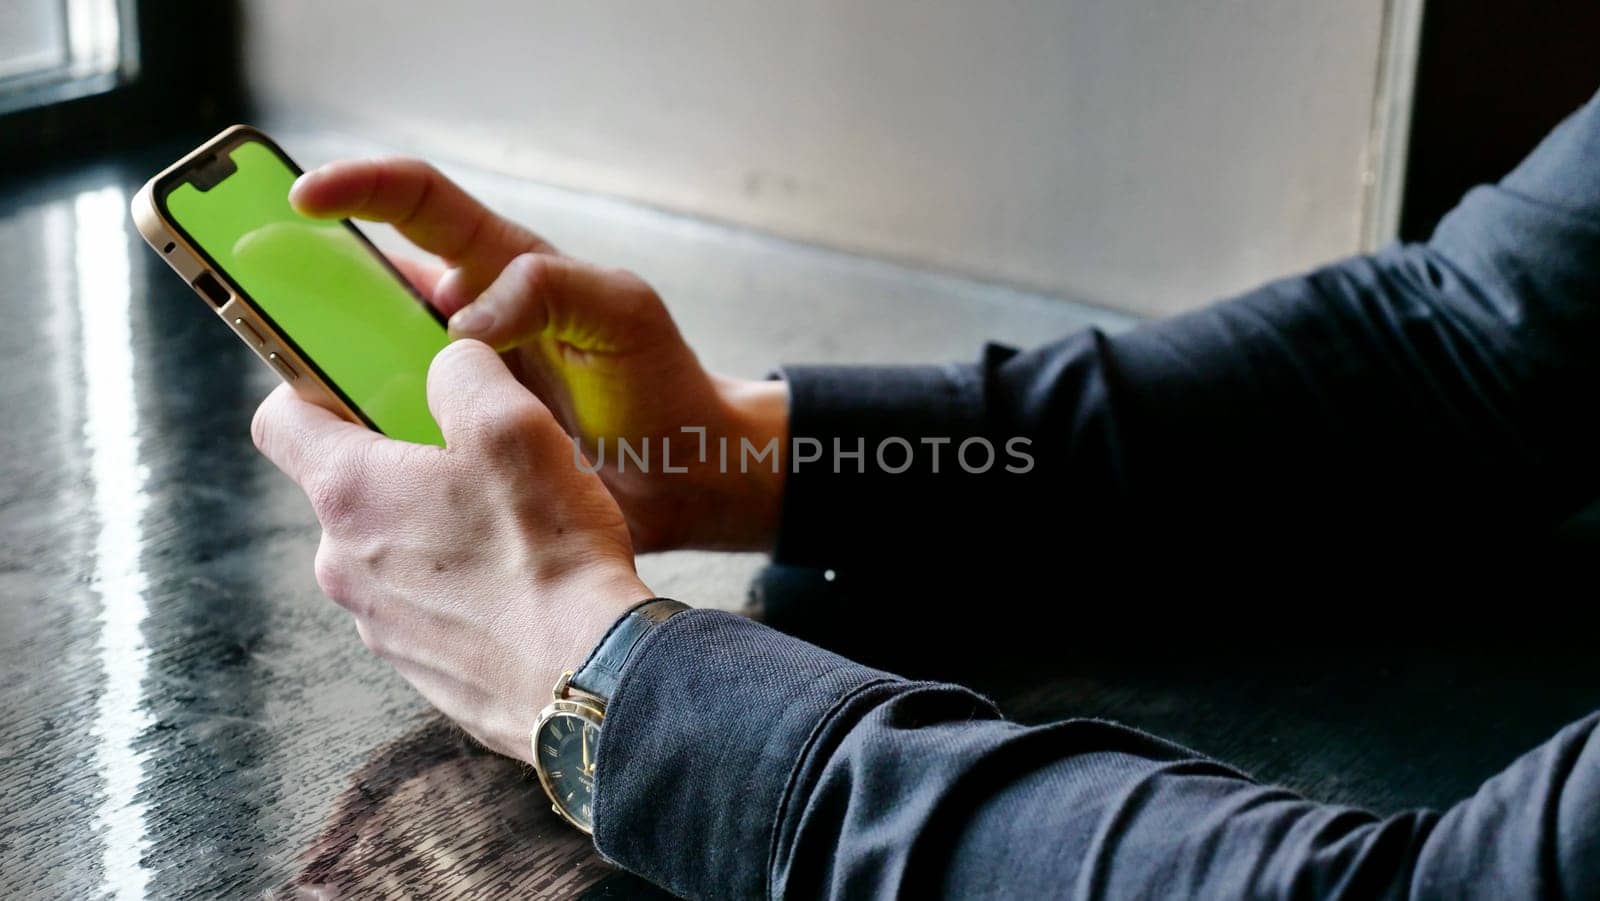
xmin=529 ymin=596 xmax=690 ymax=835
xmin=504 ymin=568 xmax=650 ymax=765
xmin=562 ymin=567 xmax=655 ymax=659
xmin=706 ymin=376 xmax=789 ymax=552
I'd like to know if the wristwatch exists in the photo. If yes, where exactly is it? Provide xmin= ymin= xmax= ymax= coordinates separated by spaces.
xmin=531 ymin=598 xmax=689 ymax=834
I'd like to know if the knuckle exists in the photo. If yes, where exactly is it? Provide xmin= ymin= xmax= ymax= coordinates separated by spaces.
xmin=612 ymin=267 xmax=650 ymax=292
xmin=613 ymin=268 xmax=667 ymax=321
xmin=312 ymin=542 xmax=351 ymax=607
xmin=480 ymin=401 xmax=550 ymax=457
xmin=360 ymin=542 xmax=390 ymax=570
xmin=511 ymin=252 xmax=553 ymax=291
xmin=306 ymin=474 xmax=352 ymax=525
xmin=306 ymin=459 xmax=364 ymax=528
xmin=316 ymin=542 xmax=381 ymax=620
xmin=378 ymin=155 xmax=430 ymax=178
xmin=399 ymin=158 xmax=440 ymax=179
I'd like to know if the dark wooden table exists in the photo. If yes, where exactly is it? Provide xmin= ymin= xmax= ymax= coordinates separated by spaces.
xmin=0 ymin=148 xmax=674 ymax=899
xmin=4 ymin=142 xmax=1598 ymax=900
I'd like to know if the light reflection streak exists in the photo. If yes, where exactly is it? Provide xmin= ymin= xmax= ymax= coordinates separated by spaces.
xmin=74 ymin=185 xmax=154 ymax=900
xmin=43 ymin=202 xmax=81 ymax=468
xmin=66 ymin=0 xmax=123 ymax=75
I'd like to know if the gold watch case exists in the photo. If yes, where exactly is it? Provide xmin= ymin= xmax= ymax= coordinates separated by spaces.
xmin=531 ymin=672 xmax=606 ymax=834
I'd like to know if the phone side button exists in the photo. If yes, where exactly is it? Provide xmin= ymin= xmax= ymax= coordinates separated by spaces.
xmin=267 ymin=352 xmax=298 ymax=381
xmin=234 ymin=318 xmax=265 ymax=346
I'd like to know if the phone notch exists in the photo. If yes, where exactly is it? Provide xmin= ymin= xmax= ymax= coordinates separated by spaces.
xmin=188 ymin=151 xmax=239 ymax=192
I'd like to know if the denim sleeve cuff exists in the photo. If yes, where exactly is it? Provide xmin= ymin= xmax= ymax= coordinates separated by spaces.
xmin=591 ymin=609 xmax=898 ymax=899
xmin=773 ymin=362 xmax=988 ymax=569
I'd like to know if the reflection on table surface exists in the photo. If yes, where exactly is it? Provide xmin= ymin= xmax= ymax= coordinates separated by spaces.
xmin=283 ymin=720 xmax=637 ymax=898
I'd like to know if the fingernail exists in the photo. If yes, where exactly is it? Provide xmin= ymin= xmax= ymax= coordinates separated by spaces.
xmin=449 ymin=305 xmax=495 ymax=336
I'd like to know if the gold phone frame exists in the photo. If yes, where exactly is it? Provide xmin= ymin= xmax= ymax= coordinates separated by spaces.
xmin=130 ymin=124 xmax=439 ymax=432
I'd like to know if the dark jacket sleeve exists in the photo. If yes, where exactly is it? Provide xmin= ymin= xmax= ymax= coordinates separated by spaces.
xmin=776 ymin=90 xmax=1600 ymax=575
xmin=590 ymin=95 xmax=1600 ymax=896
xmin=594 ymin=611 xmax=1600 ymax=898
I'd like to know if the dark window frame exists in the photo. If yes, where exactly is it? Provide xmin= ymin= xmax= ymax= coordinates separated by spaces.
xmin=0 ymin=0 xmax=245 ymax=172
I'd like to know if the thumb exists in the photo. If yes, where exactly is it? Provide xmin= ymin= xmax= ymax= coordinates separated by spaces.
xmin=426 ymin=338 xmax=556 ymax=449
xmin=446 ymin=252 xmax=662 ymax=352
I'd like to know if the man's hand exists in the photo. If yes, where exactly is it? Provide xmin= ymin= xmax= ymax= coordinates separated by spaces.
xmin=252 ymin=339 xmax=652 ymax=763
xmin=290 ymin=159 xmax=787 ymax=552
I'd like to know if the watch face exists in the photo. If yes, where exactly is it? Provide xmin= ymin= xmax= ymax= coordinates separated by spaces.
xmin=535 ymin=708 xmax=602 ymax=832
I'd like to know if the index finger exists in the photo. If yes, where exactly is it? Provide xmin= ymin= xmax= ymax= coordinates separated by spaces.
xmin=291 ymin=158 xmax=555 ymax=305
xmin=251 ymin=383 xmax=387 ymax=496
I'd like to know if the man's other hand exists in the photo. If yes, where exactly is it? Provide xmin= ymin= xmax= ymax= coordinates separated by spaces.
xmin=289 ymin=158 xmax=787 ymax=553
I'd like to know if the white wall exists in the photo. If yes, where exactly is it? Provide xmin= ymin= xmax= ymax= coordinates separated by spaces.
xmin=241 ymin=1 xmax=1389 ymax=317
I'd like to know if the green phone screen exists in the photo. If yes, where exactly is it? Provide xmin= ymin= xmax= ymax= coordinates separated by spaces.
xmin=165 ymin=139 xmax=448 ymax=446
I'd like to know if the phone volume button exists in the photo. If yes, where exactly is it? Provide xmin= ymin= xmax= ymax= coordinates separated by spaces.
xmin=267 ymin=352 xmax=298 ymax=381
xmin=234 ymin=318 xmax=265 ymax=346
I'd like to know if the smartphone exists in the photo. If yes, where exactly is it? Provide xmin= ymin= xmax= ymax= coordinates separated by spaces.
xmin=132 ymin=125 xmax=448 ymax=446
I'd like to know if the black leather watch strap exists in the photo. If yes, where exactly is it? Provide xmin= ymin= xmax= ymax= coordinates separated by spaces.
xmin=569 ymin=598 xmax=689 ymax=703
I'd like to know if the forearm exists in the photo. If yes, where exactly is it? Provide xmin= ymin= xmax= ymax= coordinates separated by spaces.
xmin=593 ymin=611 xmax=1600 ymax=897
xmin=771 ymin=91 xmax=1600 ymax=574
